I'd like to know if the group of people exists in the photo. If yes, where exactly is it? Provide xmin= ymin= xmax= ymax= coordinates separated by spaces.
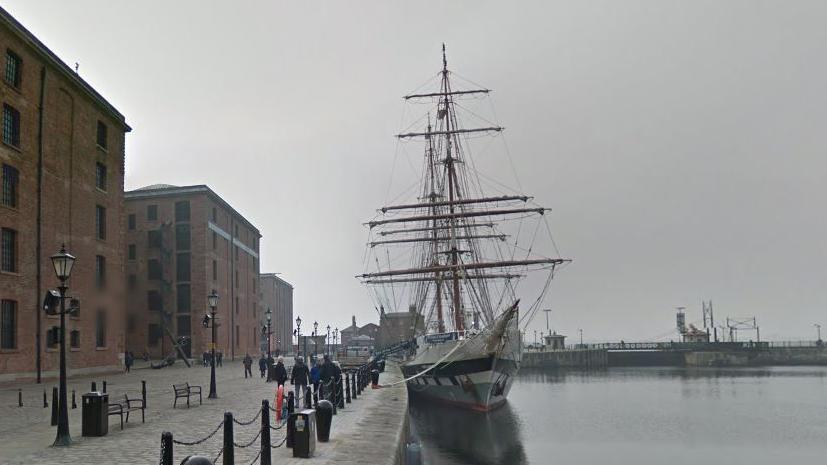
xmin=202 ymin=350 xmax=223 ymax=367
xmin=241 ymin=353 xmax=344 ymax=402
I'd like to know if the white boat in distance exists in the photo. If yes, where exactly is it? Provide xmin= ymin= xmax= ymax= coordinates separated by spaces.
xmin=359 ymin=46 xmax=569 ymax=411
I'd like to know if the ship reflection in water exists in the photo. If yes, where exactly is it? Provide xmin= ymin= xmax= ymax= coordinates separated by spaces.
xmin=408 ymin=394 xmax=527 ymax=465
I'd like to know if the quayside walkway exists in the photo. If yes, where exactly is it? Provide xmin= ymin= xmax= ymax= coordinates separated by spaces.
xmin=0 ymin=360 xmax=407 ymax=465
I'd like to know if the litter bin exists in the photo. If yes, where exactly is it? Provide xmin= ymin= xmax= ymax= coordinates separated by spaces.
xmin=82 ymin=392 xmax=109 ymax=437
xmin=291 ymin=409 xmax=317 ymax=458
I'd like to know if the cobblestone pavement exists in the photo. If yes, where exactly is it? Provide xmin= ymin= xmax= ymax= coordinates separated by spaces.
xmin=0 ymin=360 xmax=404 ymax=465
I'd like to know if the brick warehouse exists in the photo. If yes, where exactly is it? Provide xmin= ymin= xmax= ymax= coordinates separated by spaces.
xmin=259 ymin=273 xmax=293 ymax=355
xmin=0 ymin=8 xmax=130 ymax=381
xmin=124 ymin=185 xmax=261 ymax=361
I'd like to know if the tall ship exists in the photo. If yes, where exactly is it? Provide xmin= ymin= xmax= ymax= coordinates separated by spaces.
xmin=359 ymin=46 xmax=569 ymax=411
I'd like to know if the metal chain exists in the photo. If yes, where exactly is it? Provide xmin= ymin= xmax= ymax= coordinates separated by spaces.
xmin=270 ymin=435 xmax=288 ymax=449
xmin=269 ymin=421 xmax=286 ymax=431
xmin=172 ymin=420 xmax=225 ymax=446
xmin=159 ymin=436 xmax=165 ymax=465
xmin=246 ymin=450 xmax=262 ymax=465
xmin=212 ymin=447 xmax=224 ymax=464
xmin=233 ymin=409 xmax=262 ymax=426
xmin=233 ymin=428 xmax=262 ymax=448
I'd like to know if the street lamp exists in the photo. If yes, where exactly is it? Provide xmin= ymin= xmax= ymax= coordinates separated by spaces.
xmin=296 ymin=316 xmax=303 ymax=363
xmin=313 ymin=321 xmax=318 ymax=357
xmin=206 ymin=290 xmax=219 ymax=399
xmin=265 ymin=307 xmax=272 ymax=358
xmin=579 ymin=328 xmax=583 ymax=346
xmin=326 ymin=325 xmax=331 ymax=356
xmin=334 ymin=327 xmax=339 ymax=357
xmin=50 ymin=244 xmax=75 ymax=447
xmin=815 ymin=323 xmax=822 ymax=342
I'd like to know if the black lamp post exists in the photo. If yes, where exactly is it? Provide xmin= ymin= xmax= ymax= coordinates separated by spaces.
xmin=296 ymin=316 xmax=303 ymax=363
xmin=50 ymin=244 xmax=75 ymax=447
xmin=326 ymin=325 xmax=331 ymax=356
xmin=206 ymin=290 xmax=219 ymax=399
xmin=313 ymin=321 xmax=318 ymax=357
xmin=334 ymin=327 xmax=338 ymax=357
xmin=265 ymin=307 xmax=272 ymax=358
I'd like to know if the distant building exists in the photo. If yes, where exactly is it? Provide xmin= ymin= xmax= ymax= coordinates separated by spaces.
xmin=376 ymin=306 xmax=424 ymax=349
xmin=259 ymin=273 xmax=292 ymax=355
xmin=682 ymin=325 xmax=710 ymax=343
xmin=0 ymin=7 xmax=130 ymax=381
xmin=340 ymin=315 xmax=378 ymax=350
xmin=124 ymin=184 xmax=261 ymax=361
xmin=543 ymin=332 xmax=566 ymax=350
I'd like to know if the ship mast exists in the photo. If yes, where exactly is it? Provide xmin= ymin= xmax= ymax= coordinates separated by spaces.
xmin=441 ymin=44 xmax=465 ymax=332
xmin=426 ymin=117 xmax=446 ymax=333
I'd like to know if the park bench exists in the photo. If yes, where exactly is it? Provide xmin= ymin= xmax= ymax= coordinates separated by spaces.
xmin=172 ymin=382 xmax=202 ymax=408
xmin=107 ymin=393 xmax=145 ymax=430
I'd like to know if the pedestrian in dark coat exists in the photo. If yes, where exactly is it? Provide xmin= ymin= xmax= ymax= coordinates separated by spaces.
xmin=124 ymin=352 xmax=134 ymax=373
xmin=273 ymin=356 xmax=288 ymax=387
xmin=290 ymin=358 xmax=310 ymax=400
xmin=243 ymin=353 xmax=253 ymax=378
xmin=258 ymin=354 xmax=267 ymax=378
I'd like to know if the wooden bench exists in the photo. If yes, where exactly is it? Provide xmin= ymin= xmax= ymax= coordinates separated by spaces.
xmin=172 ymin=382 xmax=202 ymax=408
xmin=107 ymin=393 xmax=145 ymax=430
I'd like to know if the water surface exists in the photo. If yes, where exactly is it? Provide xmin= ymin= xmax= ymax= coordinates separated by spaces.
xmin=409 ymin=366 xmax=827 ymax=464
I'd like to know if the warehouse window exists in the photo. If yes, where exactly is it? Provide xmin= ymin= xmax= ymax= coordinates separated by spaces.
xmin=147 ymin=291 xmax=162 ymax=312
xmin=212 ymin=260 xmax=217 ymax=280
xmin=0 ymin=299 xmax=16 ymax=349
xmin=175 ymin=224 xmax=190 ymax=251
xmin=147 ymin=204 xmax=157 ymax=221
xmin=95 ymin=255 xmax=106 ymax=288
xmin=128 ymin=244 xmax=136 ymax=260
xmin=96 ymin=120 xmax=107 ymax=149
xmin=128 ymin=213 xmax=136 ymax=230
xmin=177 ymin=284 xmax=191 ymax=313
xmin=174 ymin=201 xmax=190 ymax=222
xmin=176 ymin=253 xmax=190 ymax=282
xmin=4 ymin=50 xmax=21 ymax=88
xmin=95 ymin=163 xmax=107 ymax=191
xmin=147 ymin=259 xmax=162 ymax=280
xmin=3 ymin=104 xmax=20 ymax=148
xmin=95 ymin=310 xmax=106 ymax=348
xmin=95 ymin=205 xmax=106 ymax=240
xmin=70 ymin=330 xmax=80 ymax=349
xmin=1 ymin=228 xmax=16 ymax=272
xmin=148 ymin=324 xmax=160 ymax=346
xmin=2 ymin=164 xmax=18 ymax=208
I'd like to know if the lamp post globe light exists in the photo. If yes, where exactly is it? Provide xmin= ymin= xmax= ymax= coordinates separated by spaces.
xmin=326 ymin=325 xmax=331 ymax=356
xmin=334 ymin=327 xmax=338 ymax=357
xmin=313 ymin=321 xmax=318 ymax=358
xmin=49 ymin=244 xmax=75 ymax=447
xmin=265 ymin=307 xmax=272 ymax=358
xmin=207 ymin=290 xmax=219 ymax=399
xmin=295 ymin=315 xmax=303 ymax=363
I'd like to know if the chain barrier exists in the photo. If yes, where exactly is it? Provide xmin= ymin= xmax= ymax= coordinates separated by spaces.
xmin=233 ymin=428 xmax=262 ymax=449
xmin=246 ymin=450 xmax=262 ymax=465
xmin=171 ymin=420 xmax=224 ymax=446
xmin=233 ymin=409 xmax=262 ymax=426
xmin=212 ymin=447 xmax=224 ymax=464
xmin=269 ymin=436 xmax=288 ymax=449
xmin=269 ymin=422 xmax=286 ymax=431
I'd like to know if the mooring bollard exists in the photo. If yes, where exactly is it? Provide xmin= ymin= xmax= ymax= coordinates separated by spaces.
xmin=223 ymin=411 xmax=234 ymax=465
xmin=18 ymin=388 xmax=22 ymax=407
xmin=102 ymin=380 xmax=107 ymax=394
xmin=315 ymin=400 xmax=333 ymax=443
xmin=141 ymin=380 xmax=147 ymax=408
xmin=72 ymin=389 xmax=77 ymax=409
xmin=345 ymin=374 xmax=351 ymax=403
xmin=352 ymin=372 xmax=358 ymax=400
xmin=261 ymin=400 xmax=272 ymax=465
xmin=329 ymin=382 xmax=337 ymax=415
xmin=51 ymin=387 xmax=58 ymax=425
xmin=43 ymin=389 xmax=48 ymax=408
xmin=287 ymin=391 xmax=295 ymax=415
xmin=338 ymin=381 xmax=345 ymax=409
xmin=305 ymin=386 xmax=312 ymax=409
xmin=91 ymin=381 xmax=97 ymax=392
xmin=160 ymin=431 xmax=174 ymax=465
xmin=356 ymin=372 xmax=362 ymax=396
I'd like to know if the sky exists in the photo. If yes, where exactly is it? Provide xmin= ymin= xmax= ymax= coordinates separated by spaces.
xmin=6 ymin=0 xmax=826 ymax=342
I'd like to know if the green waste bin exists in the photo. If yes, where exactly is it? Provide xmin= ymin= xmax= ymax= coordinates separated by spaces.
xmin=82 ymin=392 xmax=109 ymax=437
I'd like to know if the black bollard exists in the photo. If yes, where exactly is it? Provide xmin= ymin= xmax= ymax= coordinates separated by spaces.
xmin=43 ymin=389 xmax=48 ymax=408
xmin=352 ymin=372 xmax=358 ymax=400
xmin=223 ymin=412 xmax=234 ymax=465
xmin=160 ymin=431 xmax=174 ymax=465
xmin=18 ymin=388 xmax=22 ymax=407
xmin=91 ymin=381 xmax=97 ymax=392
xmin=356 ymin=372 xmax=362 ymax=396
xmin=337 ymin=381 xmax=345 ymax=409
xmin=180 ymin=456 xmax=212 ymax=465
xmin=102 ymin=380 xmax=107 ymax=394
xmin=260 ymin=400 xmax=272 ymax=465
xmin=287 ymin=391 xmax=295 ymax=415
xmin=305 ymin=386 xmax=312 ymax=409
xmin=72 ymin=390 xmax=77 ymax=409
xmin=141 ymin=380 xmax=147 ymax=408
xmin=315 ymin=400 xmax=333 ymax=442
xmin=345 ymin=374 xmax=351 ymax=404
xmin=50 ymin=387 xmax=58 ymax=425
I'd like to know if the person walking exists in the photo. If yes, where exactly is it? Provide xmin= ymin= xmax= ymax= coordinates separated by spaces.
xmin=217 ymin=351 xmax=223 ymax=367
xmin=290 ymin=357 xmax=310 ymax=401
xmin=332 ymin=360 xmax=343 ymax=404
xmin=243 ymin=353 xmax=253 ymax=378
xmin=273 ymin=356 xmax=288 ymax=387
xmin=124 ymin=351 xmax=133 ymax=373
xmin=310 ymin=359 xmax=321 ymax=394
xmin=319 ymin=354 xmax=334 ymax=400
xmin=258 ymin=354 xmax=267 ymax=378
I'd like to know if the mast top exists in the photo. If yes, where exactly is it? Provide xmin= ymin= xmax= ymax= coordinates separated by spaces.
xmin=442 ymin=43 xmax=447 ymax=72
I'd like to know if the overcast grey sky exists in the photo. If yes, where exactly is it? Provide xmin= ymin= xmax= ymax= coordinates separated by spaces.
xmin=8 ymin=0 xmax=826 ymax=341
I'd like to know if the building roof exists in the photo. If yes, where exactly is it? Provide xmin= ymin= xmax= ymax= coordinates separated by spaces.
xmin=0 ymin=6 xmax=130 ymax=131
xmin=260 ymin=273 xmax=294 ymax=289
xmin=125 ymin=184 xmax=261 ymax=235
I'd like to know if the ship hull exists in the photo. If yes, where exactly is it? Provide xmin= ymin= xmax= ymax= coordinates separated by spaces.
xmin=401 ymin=307 xmax=522 ymax=412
